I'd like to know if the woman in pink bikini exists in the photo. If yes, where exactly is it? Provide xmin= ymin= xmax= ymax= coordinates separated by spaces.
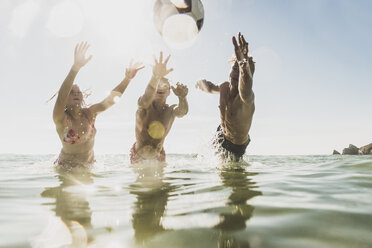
xmin=53 ymin=42 xmax=144 ymax=167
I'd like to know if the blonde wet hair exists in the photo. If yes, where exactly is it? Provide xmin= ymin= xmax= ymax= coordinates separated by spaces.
xmin=46 ymin=84 xmax=92 ymax=107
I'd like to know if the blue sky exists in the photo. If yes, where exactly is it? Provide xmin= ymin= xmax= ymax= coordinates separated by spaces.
xmin=1 ymin=0 xmax=371 ymax=155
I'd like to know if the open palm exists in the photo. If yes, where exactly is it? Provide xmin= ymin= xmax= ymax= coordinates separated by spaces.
xmin=125 ymin=60 xmax=145 ymax=79
xmin=73 ymin=42 xmax=93 ymax=70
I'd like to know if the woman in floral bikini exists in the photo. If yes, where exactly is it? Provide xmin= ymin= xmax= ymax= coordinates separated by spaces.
xmin=53 ymin=42 xmax=144 ymax=167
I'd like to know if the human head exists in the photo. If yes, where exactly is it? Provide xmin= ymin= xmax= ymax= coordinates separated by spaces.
xmin=154 ymin=78 xmax=171 ymax=103
xmin=66 ymin=84 xmax=83 ymax=108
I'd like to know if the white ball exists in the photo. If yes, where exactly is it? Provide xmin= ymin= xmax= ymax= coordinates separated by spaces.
xmin=154 ymin=0 xmax=205 ymax=49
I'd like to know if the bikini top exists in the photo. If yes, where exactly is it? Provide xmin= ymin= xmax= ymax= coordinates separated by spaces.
xmin=63 ymin=116 xmax=95 ymax=144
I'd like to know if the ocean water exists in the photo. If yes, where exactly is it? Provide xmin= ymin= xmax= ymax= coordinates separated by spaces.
xmin=1 ymin=154 xmax=372 ymax=248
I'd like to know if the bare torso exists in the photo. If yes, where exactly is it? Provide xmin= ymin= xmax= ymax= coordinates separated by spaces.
xmin=219 ymin=82 xmax=255 ymax=145
xmin=135 ymin=102 xmax=176 ymax=159
xmin=55 ymin=108 xmax=96 ymax=166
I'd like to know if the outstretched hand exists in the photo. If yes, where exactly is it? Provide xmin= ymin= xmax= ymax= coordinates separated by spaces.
xmin=125 ymin=60 xmax=145 ymax=79
xmin=73 ymin=41 xmax=93 ymax=71
xmin=195 ymin=79 xmax=209 ymax=91
xmin=152 ymin=51 xmax=173 ymax=78
xmin=171 ymin=82 xmax=188 ymax=98
xmin=232 ymin=32 xmax=248 ymax=62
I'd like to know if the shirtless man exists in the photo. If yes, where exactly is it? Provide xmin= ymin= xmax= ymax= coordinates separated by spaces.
xmin=53 ymin=42 xmax=144 ymax=167
xmin=130 ymin=52 xmax=188 ymax=163
xmin=196 ymin=33 xmax=255 ymax=162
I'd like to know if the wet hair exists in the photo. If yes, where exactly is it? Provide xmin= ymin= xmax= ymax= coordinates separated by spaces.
xmin=46 ymin=84 xmax=92 ymax=107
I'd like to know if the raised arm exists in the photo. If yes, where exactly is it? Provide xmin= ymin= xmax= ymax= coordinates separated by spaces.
xmin=53 ymin=42 xmax=92 ymax=125
xmin=171 ymin=82 xmax=189 ymax=118
xmin=195 ymin=79 xmax=220 ymax=94
xmin=233 ymin=33 xmax=255 ymax=103
xmin=138 ymin=52 xmax=173 ymax=109
xmin=89 ymin=61 xmax=144 ymax=115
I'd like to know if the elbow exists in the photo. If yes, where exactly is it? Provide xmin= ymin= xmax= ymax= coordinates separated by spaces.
xmin=176 ymin=107 xmax=188 ymax=118
xmin=178 ymin=109 xmax=188 ymax=118
xmin=181 ymin=108 xmax=188 ymax=117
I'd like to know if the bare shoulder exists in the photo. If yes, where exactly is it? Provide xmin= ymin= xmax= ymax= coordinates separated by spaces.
xmin=220 ymin=82 xmax=230 ymax=90
xmin=163 ymin=104 xmax=173 ymax=113
xmin=219 ymin=82 xmax=230 ymax=98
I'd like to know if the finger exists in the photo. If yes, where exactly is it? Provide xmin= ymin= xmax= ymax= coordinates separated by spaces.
xmin=133 ymin=61 xmax=141 ymax=68
xmin=241 ymin=34 xmax=247 ymax=45
xmin=241 ymin=36 xmax=247 ymax=55
xmin=159 ymin=51 xmax=163 ymax=63
xmin=170 ymin=86 xmax=176 ymax=94
xmin=80 ymin=42 xmax=87 ymax=54
xmin=74 ymin=43 xmax=79 ymax=55
xmin=81 ymin=41 xmax=87 ymax=52
xmin=136 ymin=65 xmax=145 ymax=71
xmin=244 ymin=44 xmax=248 ymax=55
xmin=86 ymin=55 xmax=93 ymax=63
xmin=164 ymin=54 xmax=171 ymax=64
xmin=84 ymin=43 xmax=91 ymax=54
xmin=232 ymin=36 xmax=238 ymax=49
xmin=153 ymin=54 xmax=159 ymax=64
xmin=166 ymin=68 xmax=174 ymax=74
xmin=238 ymin=33 xmax=243 ymax=48
xmin=76 ymin=42 xmax=82 ymax=53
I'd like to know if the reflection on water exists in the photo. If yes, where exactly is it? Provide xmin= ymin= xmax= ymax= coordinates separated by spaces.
xmin=130 ymin=162 xmax=175 ymax=244
xmin=39 ymin=169 xmax=94 ymax=247
xmin=130 ymin=161 xmax=262 ymax=248
xmin=216 ymin=164 xmax=261 ymax=230
xmin=215 ymin=163 xmax=262 ymax=248
xmin=4 ymin=155 xmax=370 ymax=247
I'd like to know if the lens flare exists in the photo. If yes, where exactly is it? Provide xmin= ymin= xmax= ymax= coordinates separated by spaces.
xmin=148 ymin=121 xmax=165 ymax=139
xmin=8 ymin=0 xmax=40 ymax=37
xmin=46 ymin=0 xmax=84 ymax=37
xmin=162 ymin=14 xmax=198 ymax=49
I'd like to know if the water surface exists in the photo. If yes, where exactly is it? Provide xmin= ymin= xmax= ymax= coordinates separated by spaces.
xmin=1 ymin=154 xmax=371 ymax=248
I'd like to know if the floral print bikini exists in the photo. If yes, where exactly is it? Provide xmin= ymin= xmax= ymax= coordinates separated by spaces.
xmin=63 ymin=117 xmax=95 ymax=144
